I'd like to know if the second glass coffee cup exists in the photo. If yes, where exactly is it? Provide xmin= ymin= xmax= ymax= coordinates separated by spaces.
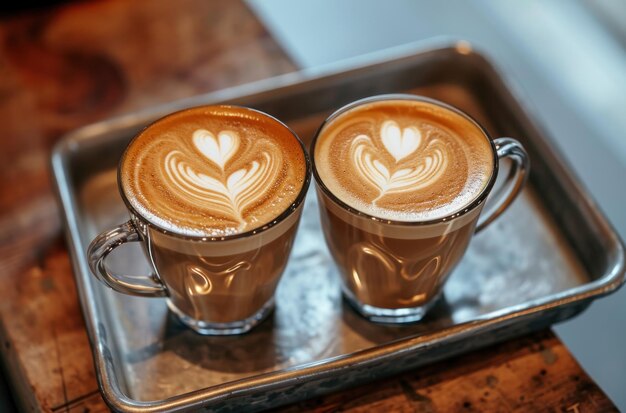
xmin=311 ymin=94 xmax=529 ymax=323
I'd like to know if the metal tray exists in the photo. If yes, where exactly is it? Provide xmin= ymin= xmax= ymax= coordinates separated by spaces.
xmin=52 ymin=41 xmax=625 ymax=412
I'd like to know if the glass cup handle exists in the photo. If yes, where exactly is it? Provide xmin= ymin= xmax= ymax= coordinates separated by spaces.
xmin=87 ymin=220 xmax=168 ymax=297
xmin=475 ymin=137 xmax=529 ymax=233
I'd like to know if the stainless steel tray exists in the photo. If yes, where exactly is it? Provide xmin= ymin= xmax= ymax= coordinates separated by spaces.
xmin=52 ymin=41 xmax=625 ymax=412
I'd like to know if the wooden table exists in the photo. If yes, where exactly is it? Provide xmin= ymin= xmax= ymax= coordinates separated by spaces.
xmin=0 ymin=1 xmax=617 ymax=412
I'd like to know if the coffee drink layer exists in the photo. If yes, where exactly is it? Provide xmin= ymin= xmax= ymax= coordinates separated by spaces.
xmin=314 ymin=99 xmax=494 ymax=221
xmin=121 ymin=106 xmax=307 ymax=236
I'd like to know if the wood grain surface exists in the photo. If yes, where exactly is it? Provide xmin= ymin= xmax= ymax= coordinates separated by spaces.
xmin=0 ymin=1 xmax=617 ymax=412
xmin=278 ymin=330 xmax=616 ymax=413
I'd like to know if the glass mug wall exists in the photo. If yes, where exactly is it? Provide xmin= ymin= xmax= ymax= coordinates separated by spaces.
xmin=88 ymin=105 xmax=311 ymax=335
xmin=311 ymin=95 xmax=529 ymax=323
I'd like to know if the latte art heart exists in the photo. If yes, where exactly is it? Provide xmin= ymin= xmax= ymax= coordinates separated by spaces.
xmin=313 ymin=99 xmax=494 ymax=222
xmin=350 ymin=121 xmax=447 ymax=203
xmin=165 ymin=130 xmax=281 ymax=230
xmin=120 ymin=105 xmax=306 ymax=236
xmin=192 ymin=129 xmax=239 ymax=169
xmin=380 ymin=121 xmax=421 ymax=162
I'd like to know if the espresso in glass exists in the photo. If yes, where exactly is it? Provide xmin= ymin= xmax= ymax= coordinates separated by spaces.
xmin=88 ymin=105 xmax=310 ymax=335
xmin=312 ymin=95 xmax=528 ymax=323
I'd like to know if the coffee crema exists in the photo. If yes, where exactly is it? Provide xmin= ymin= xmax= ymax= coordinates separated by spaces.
xmin=314 ymin=99 xmax=494 ymax=221
xmin=121 ymin=106 xmax=307 ymax=236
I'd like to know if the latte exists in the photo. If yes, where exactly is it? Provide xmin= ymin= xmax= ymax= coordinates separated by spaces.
xmin=310 ymin=95 xmax=520 ymax=323
xmin=314 ymin=99 xmax=494 ymax=221
xmin=90 ymin=105 xmax=311 ymax=334
xmin=121 ymin=105 xmax=307 ymax=237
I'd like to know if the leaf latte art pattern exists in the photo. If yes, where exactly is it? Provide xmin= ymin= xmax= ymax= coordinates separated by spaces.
xmin=351 ymin=121 xmax=448 ymax=203
xmin=164 ymin=129 xmax=282 ymax=230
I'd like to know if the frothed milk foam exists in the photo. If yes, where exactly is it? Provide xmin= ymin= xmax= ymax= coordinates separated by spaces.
xmin=121 ymin=106 xmax=307 ymax=237
xmin=315 ymin=99 xmax=494 ymax=221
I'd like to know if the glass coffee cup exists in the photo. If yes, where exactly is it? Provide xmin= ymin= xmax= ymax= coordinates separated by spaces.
xmin=88 ymin=105 xmax=311 ymax=335
xmin=311 ymin=94 xmax=528 ymax=323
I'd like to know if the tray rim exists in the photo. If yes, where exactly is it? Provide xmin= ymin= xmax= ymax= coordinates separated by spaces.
xmin=51 ymin=39 xmax=626 ymax=412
